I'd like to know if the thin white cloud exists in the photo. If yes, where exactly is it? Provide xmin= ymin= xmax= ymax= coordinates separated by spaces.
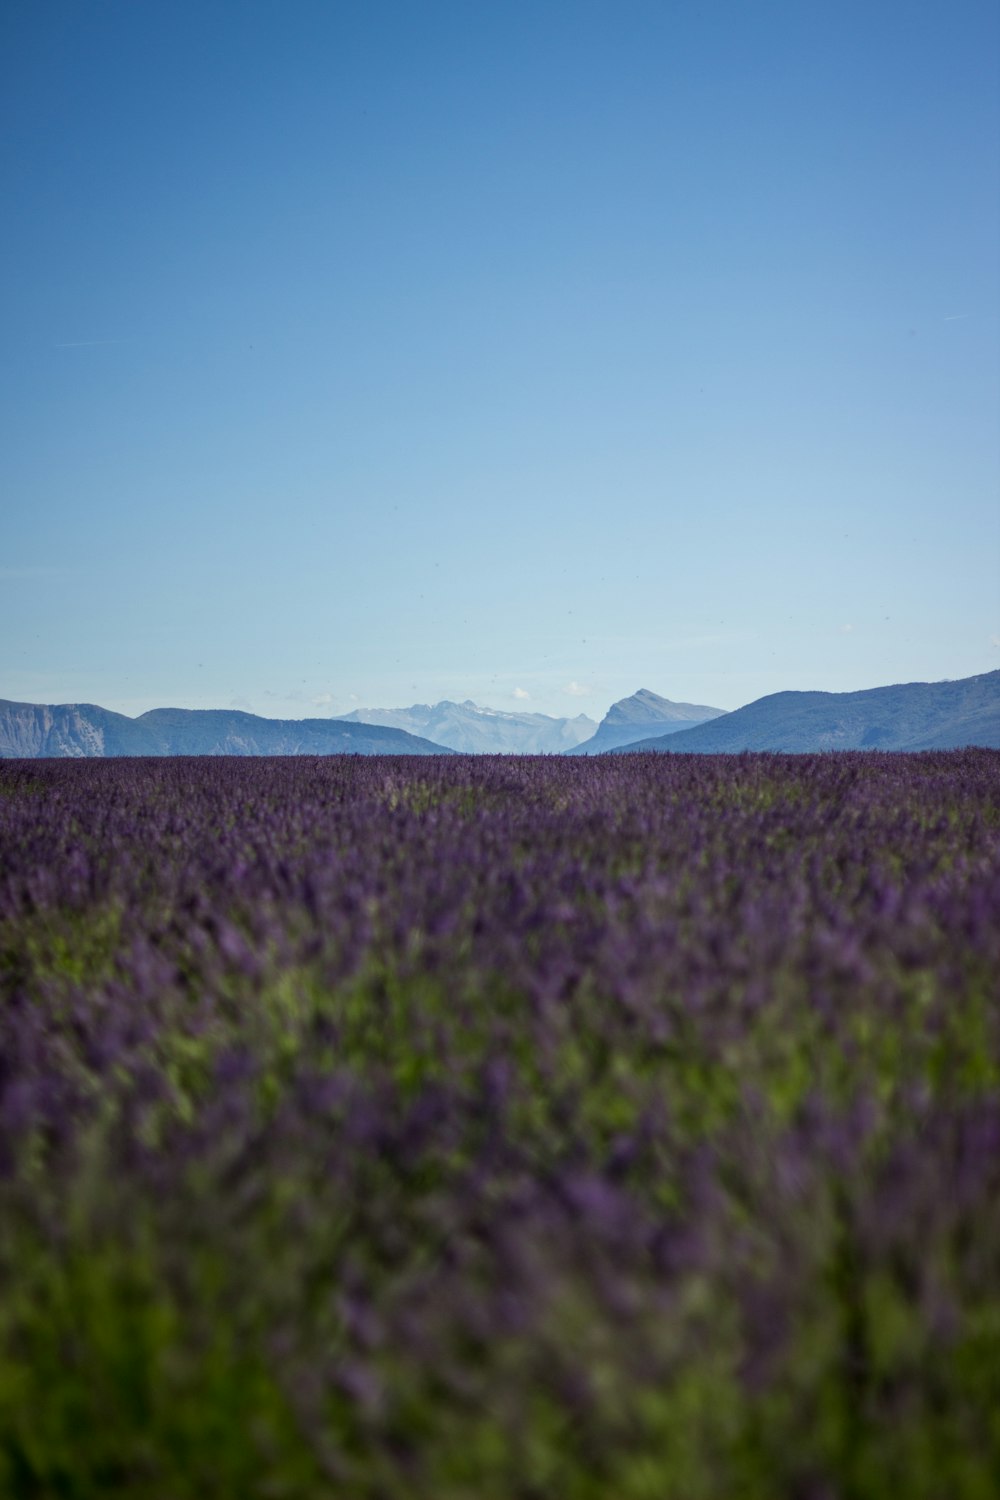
xmin=564 ymin=680 xmax=591 ymax=696
xmin=54 ymin=338 xmax=133 ymax=348
xmin=990 ymin=635 xmax=1000 ymax=648
xmin=839 ymin=624 xmax=855 ymax=634
xmin=512 ymin=687 xmax=530 ymax=700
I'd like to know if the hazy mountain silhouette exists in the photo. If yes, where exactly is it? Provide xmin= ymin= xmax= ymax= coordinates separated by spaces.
xmin=5 ymin=673 xmax=997 ymax=759
xmin=614 ymin=671 xmax=1000 ymax=753
xmin=565 ymin=688 xmax=726 ymax=755
xmin=337 ymin=700 xmax=597 ymax=754
xmin=0 ymin=701 xmax=454 ymax=758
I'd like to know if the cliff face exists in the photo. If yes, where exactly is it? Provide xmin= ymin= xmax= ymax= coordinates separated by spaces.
xmin=0 ymin=702 xmax=67 ymax=757
xmin=0 ymin=701 xmax=147 ymax=758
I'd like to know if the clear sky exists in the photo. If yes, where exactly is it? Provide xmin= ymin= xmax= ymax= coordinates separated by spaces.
xmin=2 ymin=0 xmax=998 ymax=722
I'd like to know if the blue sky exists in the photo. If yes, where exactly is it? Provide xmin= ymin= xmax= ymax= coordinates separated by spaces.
xmin=2 ymin=0 xmax=998 ymax=721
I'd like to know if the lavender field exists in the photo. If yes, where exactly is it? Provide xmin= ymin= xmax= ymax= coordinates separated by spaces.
xmin=1 ymin=751 xmax=998 ymax=1498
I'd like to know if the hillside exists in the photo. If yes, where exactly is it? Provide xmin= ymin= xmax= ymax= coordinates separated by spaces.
xmin=615 ymin=671 xmax=1000 ymax=753
xmin=0 ymin=701 xmax=454 ymax=758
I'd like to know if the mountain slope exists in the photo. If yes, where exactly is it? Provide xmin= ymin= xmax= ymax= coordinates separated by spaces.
xmin=565 ymin=688 xmax=726 ymax=755
xmin=615 ymin=671 xmax=1000 ymax=753
xmin=0 ymin=701 xmax=454 ymax=758
xmin=338 ymin=700 xmax=597 ymax=754
xmin=0 ymin=701 xmax=162 ymax=758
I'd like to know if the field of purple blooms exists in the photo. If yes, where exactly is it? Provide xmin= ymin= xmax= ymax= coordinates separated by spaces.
xmin=1 ymin=750 xmax=998 ymax=1498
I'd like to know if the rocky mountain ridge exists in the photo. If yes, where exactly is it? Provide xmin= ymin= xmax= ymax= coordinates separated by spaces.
xmin=0 ymin=701 xmax=454 ymax=758
xmin=337 ymin=699 xmax=597 ymax=754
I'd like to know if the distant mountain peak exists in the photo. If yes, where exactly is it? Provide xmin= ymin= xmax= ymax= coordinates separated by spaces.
xmin=604 ymin=688 xmax=725 ymax=726
xmin=565 ymin=689 xmax=727 ymax=755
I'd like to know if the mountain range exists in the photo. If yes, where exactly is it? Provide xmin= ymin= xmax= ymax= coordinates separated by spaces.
xmin=615 ymin=670 xmax=1000 ymax=754
xmin=2 ymin=671 xmax=998 ymax=759
xmin=336 ymin=700 xmax=597 ymax=754
xmin=335 ymin=689 xmax=725 ymax=756
xmin=0 ymin=701 xmax=453 ymax=759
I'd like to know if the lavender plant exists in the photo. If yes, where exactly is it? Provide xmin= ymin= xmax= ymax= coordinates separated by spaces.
xmin=0 ymin=751 xmax=998 ymax=1498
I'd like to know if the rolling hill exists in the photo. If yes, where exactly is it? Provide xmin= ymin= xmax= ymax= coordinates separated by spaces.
xmin=615 ymin=671 xmax=1000 ymax=753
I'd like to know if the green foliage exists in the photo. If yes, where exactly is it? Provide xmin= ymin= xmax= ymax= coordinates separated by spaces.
xmin=0 ymin=751 xmax=998 ymax=1495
